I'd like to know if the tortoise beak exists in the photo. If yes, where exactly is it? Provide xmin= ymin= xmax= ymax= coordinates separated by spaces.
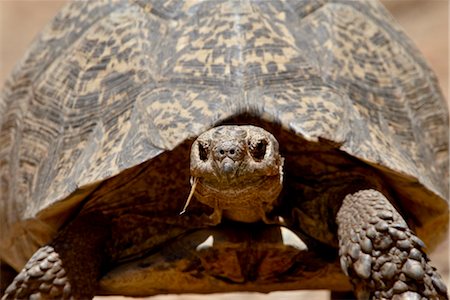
xmin=219 ymin=157 xmax=239 ymax=180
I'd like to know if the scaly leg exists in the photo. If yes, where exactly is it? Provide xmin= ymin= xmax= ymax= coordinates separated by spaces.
xmin=336 ymin=189 xmax=448 ymax=299
xmin=2 ymin=213 xmax=110 ymax=300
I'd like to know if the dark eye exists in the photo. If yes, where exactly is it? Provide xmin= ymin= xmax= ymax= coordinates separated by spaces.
xmin=249 ymin=139 xmax=267 ymax=161
xmin=198 ymin=142 xmax=208 ymax=161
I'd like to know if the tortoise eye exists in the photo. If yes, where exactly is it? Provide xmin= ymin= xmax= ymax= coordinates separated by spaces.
xmin=249 ymin=139 xmax=267 ymax=161
xmin=198 ymin=142 xmax=209 ymax=161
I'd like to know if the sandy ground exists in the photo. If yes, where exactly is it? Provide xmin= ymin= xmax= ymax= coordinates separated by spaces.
xmin=0 ymin=1 xmax=448 ymax=299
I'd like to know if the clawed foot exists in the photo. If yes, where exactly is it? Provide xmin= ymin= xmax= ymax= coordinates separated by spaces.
xmin=261 ymin=214 xmax=286 ymax=226
xmin=2 ymin=246 xmax=73 ymax=300
xmin=337 ymin=190 xmax=448 ymax=300
xmin=3 ymin=213 xmax=109 ymax=300
xmin=206 ymin=209 xmax=223 ymax=226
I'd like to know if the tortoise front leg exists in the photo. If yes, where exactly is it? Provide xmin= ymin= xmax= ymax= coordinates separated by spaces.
xmin=336 ymin=189 xmax=448 ymax=299
xmin=2 ymin=213 xmax=110 ymax=300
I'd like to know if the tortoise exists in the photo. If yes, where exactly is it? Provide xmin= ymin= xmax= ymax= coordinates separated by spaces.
xmin=0 ymin=0 xmax=448 ymax=299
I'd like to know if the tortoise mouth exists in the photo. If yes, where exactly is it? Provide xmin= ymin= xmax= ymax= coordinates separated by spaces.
xmin=192 ymin=175 xmax=283 ymax=223
xmin=194 ymin=174 xmax=279 ymax=196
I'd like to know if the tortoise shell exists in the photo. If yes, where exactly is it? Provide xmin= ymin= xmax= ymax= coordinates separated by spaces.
xmin=0 ymin=0 xmax=448 ymax=291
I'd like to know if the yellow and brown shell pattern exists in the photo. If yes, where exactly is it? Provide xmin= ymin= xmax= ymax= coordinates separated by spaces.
xmin=0 ymin=0 xmax=448 ymax=271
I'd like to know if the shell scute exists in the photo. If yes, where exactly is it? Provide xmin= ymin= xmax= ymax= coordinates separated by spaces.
xmin=0 ymin=0 xmax=447 ymax=273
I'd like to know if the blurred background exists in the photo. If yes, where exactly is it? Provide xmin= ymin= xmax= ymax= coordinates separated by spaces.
xmin=0 ymin=1 xmax=448 ymax=299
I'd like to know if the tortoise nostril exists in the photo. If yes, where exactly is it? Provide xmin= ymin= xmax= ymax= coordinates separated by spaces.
xmin=217 ymin=147 xmax=238 ymax=159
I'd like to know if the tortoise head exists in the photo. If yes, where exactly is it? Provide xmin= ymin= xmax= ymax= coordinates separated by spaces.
xmin=189 ymin=125 xmax=284 ymax=223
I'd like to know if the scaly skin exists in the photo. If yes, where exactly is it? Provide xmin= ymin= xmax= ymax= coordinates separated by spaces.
xmin=2 ymin=213 xmax=109 ymax=300
xmin=190 ymin=125 xmax=284 ymax=224
xmin=337 ymin=190 xmax=448 ymax=299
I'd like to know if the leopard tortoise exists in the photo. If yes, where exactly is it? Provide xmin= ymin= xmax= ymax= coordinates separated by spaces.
xmin=0 ymin=0 xmax=448 ymax=299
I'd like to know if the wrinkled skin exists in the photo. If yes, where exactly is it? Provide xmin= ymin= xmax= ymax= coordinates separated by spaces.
xmin=5 ymin=125 xmax=448 ymax=300
xmin=189 ymin=126 xmax=449 ymax=299
xmin=189 ymin=125 xmax=284 ymax=224
xmin=1 ymin=1 xmax=448 ymax=298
